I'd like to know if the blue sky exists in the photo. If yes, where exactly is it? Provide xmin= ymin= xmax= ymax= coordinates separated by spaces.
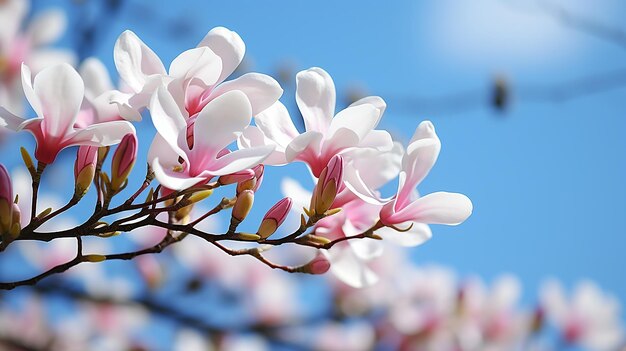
xmin=10 ymin=0 xmax=626 ymax=307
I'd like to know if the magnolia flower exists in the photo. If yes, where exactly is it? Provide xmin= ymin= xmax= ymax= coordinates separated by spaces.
xmin=0 ymin=63 xmax=135 ymax=164
xmin=239 ymin=67 xmax=393 ymax=176
xmin=540 ymin=280 xmax=624 ymax=350
xmin=282 ymin=177 xmax=383 ymax=287
xmin=378 ymin=121 xmax=472 ymax=245
xmin=0 ymin=0 xmax=75 ymax=114
xmin=148 ymin=86 xmax=273 ymax=191
xmin=113 ymin=27 xmax=282 ymax=120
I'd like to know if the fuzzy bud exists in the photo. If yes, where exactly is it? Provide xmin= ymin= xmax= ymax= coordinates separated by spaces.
xmin=301 ymin=253 xmax=331 ymax=274
xmin=218 ymin=169 xmax=255 ymax=186
xmin=0 ymin=164 xmax=14 ymax=236
xmin=74 ymin=146 xmax=98 ymax=197
xmin=257 ymin=197 xmax=292 ymax=239
xmin=231 ymin=190 xmax=254 ymax=223
xmin=110 ymin=133 xmax=137 ymax=192
xmin=309 ymin=155 xmax=344 ymax=216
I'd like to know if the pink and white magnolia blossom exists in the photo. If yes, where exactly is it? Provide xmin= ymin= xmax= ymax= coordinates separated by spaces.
xmin=148 ymin=86 xmax=273 ymax=191
xmin=0 ymin=0 xmax=75 ymax=114
xmin=239 ymin=67 xmax=393 ymax=177
xmin=113 ymin=27 xmax=282 ymax=120
xmin=0 ymin=63 xmax=135 ymax=164
xmin=378 ymin=121 xmax=472 ymax=244
xmin=540 ymin=280 xmax=624 ymax=350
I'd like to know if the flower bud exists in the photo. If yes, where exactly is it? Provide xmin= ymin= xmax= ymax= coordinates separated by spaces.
xmin=257 ymin=197 xmax=292 ymax=239
xmin=309 ymin=155 xmax=343 ymax=216
xmin=110 ymin=133 xmax=137 ymax=192
xmin=236 ymin=164 xmax=264 ymax=194
xmin=74 ymin=146 xmax=98 ymax=197
xmin=20 ymin=147 xmax=35 ymax=176
xmin=251 ymin=164 xmax=264 ymax=191
xmin=231 ymin=189 xmax=254 ymax=223
xmin=0 ymin=164 xmax=14 ymax=235
xmin=218 ymin=169 xmax=255 ymax=186
xmin=301 ymin=253 xmax=331 ymax=274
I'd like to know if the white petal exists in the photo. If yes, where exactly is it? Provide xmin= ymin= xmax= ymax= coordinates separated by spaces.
xmin=211 ymin=73 xmax=283 ymax=115
xmin=400 ymin=192 xmax=473 ymax=225
xmin=347 ymin=235 xmax=384 ymax=260
xmin=152 ymin=158 xmax=205 ymax=191
xmin=285 ymin=131 xmax=323 ymax=162
xmin=0 ymin=106 xmax=25 ymax=130
xmin=68 ymin=121 xmax=136 ymax=147
xmin=0 ymin=0 xmax=27 ymax=49
xmin=398 ymin=137 xmax=440 ymax=209
xmin=21 ymin=64 xmax=42 ymax=117
xmin=148 ymin=133 xmax=183 ymax=167
xmin=79 ymin=58 xmax=113 ymax=99
xmin=197 ymin=27 xmax=245 ymax=83
xmin=376 ymin=222 xmax=432 ymax=247
xmin=114 ymin=30 xmax=166 ymax=93
xmin=254 ymin=101 xmax=299 ymax=148
xmin=192 ymin=90 xmax=252 ymax=153
xmin=150 ymin=85 xmax=188 ymax=158
xmin=349 ymin=96 xmax=387 ymax=117
xmin=33 ymin=64 xmax=84 ymax=138
xmin=323 ymin=248 xmax=378 ymax=288
xmin=328 ymin=103 xmax=380 ymax=141
xmin=323 ymin=127 xmax=360 ymax=153
xmin=209 ymin=146 xmax=274 ymax=176
xmin=27 ymin=9 xmax=66 ymax=46
xmin=102 ymin=90 xmax=143 ymax=121
xmin=238 ymin=126 xmax=287 ymax=165
xmin=296 ymin=67 xmax=335 ymax=133
xmin=359 ymin=130 xmax=394 ymax=151
xmin=169 ymin=47 xmax=222 ymax=86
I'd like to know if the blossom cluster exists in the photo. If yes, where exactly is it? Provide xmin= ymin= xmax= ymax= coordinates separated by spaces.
xmin=0 ymin=20 xmax=472 ymax=287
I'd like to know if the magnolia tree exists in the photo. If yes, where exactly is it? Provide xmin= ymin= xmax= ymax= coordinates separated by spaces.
xmin=0 ymin=1 xmax=623 ymax=351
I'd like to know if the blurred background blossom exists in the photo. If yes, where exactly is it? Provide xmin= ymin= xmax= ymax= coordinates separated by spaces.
xmin=0 ymin=0 xmax=625 ymax=350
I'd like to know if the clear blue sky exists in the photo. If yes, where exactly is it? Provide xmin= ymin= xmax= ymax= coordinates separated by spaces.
xmin=8 ymin=0 xmax=626 ymax=307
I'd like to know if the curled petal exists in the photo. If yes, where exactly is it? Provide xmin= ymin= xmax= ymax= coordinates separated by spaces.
xmin=349 ymin=95 xmax=387 ymax=117
xmin=394 ymin=191 xmax=473 ymax=225
xmin=254 ymin=101 xmax=299 ymax=148
xmin=285 ymin=131 xmax=323 ymax=163
xmin=210 ymin=73 xmax=283 ymax=115
xmin=169 ymin=47 xmax=222 ymax=86
xmin=150 ymin=85 xmax=188 ymax=158
xmin=296 ymin=67 xmax=335 ymax=133
xmin=152 ymin=158 xmax=206 ymax=191
xmin=197 ymin=27 xmax=245 ymax=83
xmin=0 ymin=107 xmax=25 ymax=131
xmin=238 ymin=126 xmax=288 ymax=165
xmin=67 ymin=121 xmax=136 ymax=147
xmin=328 ymin=103 xmax=380 ymax=141
xmin=209 ymin=146 xmax=274 ymax=176
xmin=114 ymin=30 xmax=166 ymax=92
